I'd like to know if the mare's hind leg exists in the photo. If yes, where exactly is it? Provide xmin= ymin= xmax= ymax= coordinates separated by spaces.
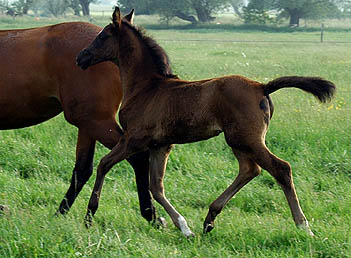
xmin=127 ymin=152 xmax=164 ymax=225
xmin=149 ymin=146 xmax=194 ymax=237
xmin=57 ymin=129 xmax=96 ymax=215
xmin=204 ymin=150 xmax=261 ymax=233
xmin=251 ymin=143 xmax=314 ymax=235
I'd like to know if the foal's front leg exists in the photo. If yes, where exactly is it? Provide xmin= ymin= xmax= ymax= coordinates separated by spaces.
xmin=149 ymin=145 xmax=194 ymax=237
xmin=85 ymin=135 xmax=133 ymax=227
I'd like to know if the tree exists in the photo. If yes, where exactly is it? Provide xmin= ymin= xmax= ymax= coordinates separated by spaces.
xmin=45 ymin=0 xmax=69 ymax=16
xmin=0 ymin=1 xmax=9 ymax=14
xmin=79 ymin=0 xmax=98 ymax=16
xmin=275 ymin=0 xmax=339 ymax=26
xmin=242 ymin=0 xmax=274 ymax=24
xmin=230 ymin=0 xmax=245 ymax=18
xmin=248 ymin=0 xmax=340 ymax=27
xmin=69 ymin=0 xmax=81 ymax=16
xmin=14 ymin=0 xmax=34 ymax=14
xmin=118 ymin=0 xmax=230 ymax=24
xmin=118 ymin=0 xmax=153 ymax=15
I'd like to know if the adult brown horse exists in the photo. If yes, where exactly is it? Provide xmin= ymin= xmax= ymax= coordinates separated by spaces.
xmin=77 ymin=8 xmax=335 ymax=237
xmin=0 ymin=13 xmax=162 ymax=224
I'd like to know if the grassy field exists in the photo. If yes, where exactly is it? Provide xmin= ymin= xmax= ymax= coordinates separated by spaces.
xmin=1 ymin=14 xmax=351 ymax=257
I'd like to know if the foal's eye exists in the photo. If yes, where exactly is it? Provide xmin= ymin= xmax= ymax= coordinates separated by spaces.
xmin=99 ymin=32 xmax=107 ymax=40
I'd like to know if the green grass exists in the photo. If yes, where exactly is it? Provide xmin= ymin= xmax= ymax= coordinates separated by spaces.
xmin=1 ymin=14 xmax=351 ymax=257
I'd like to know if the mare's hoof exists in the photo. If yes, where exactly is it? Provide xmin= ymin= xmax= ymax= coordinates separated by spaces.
xmin=84 ymin=216 xmax=93 ymax=228
xmin=0 ymin=205 xmax=9 ymax=215
xmin=54 ymin=210 xmax=66 ymax=217
xmin=203 ymin=222 xmax=214 ymax=234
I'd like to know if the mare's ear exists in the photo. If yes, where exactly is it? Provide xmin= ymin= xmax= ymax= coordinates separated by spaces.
xmin=124 ymin=9 xmax=135 ymax=24
xmin=112 ymin=7 xmax=122 ymax=28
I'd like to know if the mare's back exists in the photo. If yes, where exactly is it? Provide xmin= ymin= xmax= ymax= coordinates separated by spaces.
xmin=0 ymin=22 xmax=101 ymax=82
xmin=0 ymin=22 xmax=121 ymax=129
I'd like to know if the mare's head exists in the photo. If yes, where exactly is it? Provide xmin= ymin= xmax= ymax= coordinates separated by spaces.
xmin=77 ymin=7 xmax=133 ymax=70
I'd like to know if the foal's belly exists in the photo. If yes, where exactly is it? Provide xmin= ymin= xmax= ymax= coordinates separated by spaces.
xmin=159 ymin=125 xmax=223 ymax=145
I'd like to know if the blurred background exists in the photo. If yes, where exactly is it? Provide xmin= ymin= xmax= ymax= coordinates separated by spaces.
xmin=1 ymin=0 xmax=351 ymax=30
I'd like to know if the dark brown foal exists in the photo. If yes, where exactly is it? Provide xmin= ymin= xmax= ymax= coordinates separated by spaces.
xmin=77 ymin=7 xmax=335 ymax=237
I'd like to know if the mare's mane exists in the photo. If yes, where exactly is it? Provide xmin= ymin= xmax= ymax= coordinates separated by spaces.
xmin=122 ymin=21 xmax=178 ymax=79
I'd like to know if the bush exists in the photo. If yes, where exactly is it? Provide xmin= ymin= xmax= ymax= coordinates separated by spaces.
xmin=242 ymin=7 xmax=274 ymax=25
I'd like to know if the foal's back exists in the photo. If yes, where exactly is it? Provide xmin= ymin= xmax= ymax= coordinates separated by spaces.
xmin=0 ymin=22 xmax=121 ymax=129
xmin=122 ymin=75 xmax=267 ymax=145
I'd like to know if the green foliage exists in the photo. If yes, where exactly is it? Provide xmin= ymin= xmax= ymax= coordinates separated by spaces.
xmin=242 ymin=6 xmax=275 ymax=25
xmin=248 ymin=0 xmax=341 ymax=26
xmin=44 ymin=0 xmax=70 ymax=16
xmin=118 ymin=0 xmax=231 ymax=24
xmin=11 ymin=0 xmax=34 ymax=15
xmin=117 ymin=0 xmax=154 ymax=15
xmin=68 ymin=0 xmax=81 ymax=16
xmin=0 ymin=0 xmax=36 ymax=16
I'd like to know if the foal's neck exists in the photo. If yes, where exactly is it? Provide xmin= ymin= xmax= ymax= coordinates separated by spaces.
xmin=118 ymin=26 xmax=160 ymax=97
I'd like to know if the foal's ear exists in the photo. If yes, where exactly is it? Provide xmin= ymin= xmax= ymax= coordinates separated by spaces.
xmin=112 ymin=7 xmax=122 ymax=28
xmin=124 ymin=9 xmax=135 ymax=24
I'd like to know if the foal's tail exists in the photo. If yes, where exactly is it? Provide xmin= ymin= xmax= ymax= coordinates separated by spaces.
xmin=263 ymin=76 xmax=336 ymax=102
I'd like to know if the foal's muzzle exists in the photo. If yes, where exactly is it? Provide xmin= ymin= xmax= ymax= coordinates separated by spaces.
xmin=76 ymin=49 xmax=93 ymax=70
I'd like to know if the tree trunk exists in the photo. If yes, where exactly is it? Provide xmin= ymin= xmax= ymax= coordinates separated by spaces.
xmin=79 ymin=0 xmax=90 ymax=16
xmin=73 ymin=8 xmax=81 ymax=16
xmin=23 ymin=0 xmax=33 ymax=15
xmin=288 ymin=8 xmax=301 ymax=27
xmin=174 ymin=10 xmax=198 ymax=24
xmin=22 ymin=6 xmax=29 ymax=15
xmin=71 ymin=0 xmax=81 ymax=16
xmin=194 ymin=6 xmax=213 ymax=23
xmin=232 ymin=4 xmax=243 ymax=19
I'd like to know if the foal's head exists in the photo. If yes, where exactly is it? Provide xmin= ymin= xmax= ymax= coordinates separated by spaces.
xmin=76 ymin=7 xmax=133 ymax=70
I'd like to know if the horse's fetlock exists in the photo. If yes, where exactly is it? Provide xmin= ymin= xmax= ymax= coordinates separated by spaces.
xmin=141 ymin=207 xmax=155 ymax=222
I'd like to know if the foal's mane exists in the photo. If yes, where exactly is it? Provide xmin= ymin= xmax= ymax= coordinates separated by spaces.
xmin=122 ymin=21 xmax=178 ymax=79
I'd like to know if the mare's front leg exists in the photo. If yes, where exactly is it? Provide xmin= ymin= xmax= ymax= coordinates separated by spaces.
xmin=149 ymin=146 xmax=194 ymax=237
xmin=57 ymin=129 xmax=96 ymax=215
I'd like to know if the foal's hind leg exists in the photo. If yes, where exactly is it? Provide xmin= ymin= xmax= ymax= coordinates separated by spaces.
xmin=149 ymin=146 xmax=194 ymax=237
xmin=204 ymin=150 xmax=261 ymax=233
xmin=251 ymin=143 xmax=314 ymax=236
xmin=57 ymin=129 xmax=96 ymax=215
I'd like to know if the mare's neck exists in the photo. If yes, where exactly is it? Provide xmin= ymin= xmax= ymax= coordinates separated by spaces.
xmin=118 ymin=28 xmax=159 ymax=98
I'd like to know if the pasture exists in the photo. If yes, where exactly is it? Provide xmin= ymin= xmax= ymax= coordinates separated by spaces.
xmin=0 ymin=14 xmax=350 ymax=257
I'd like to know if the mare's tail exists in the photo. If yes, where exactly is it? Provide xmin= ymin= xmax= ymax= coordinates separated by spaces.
xmin=263 ymin=76 xmax=336 ymax=103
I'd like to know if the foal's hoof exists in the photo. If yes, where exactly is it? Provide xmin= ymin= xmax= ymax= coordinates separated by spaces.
xmin=203 ymin=222 xmax=214 ymax=234
xmin=297 ymin=224 xmax=315 ymax=237
xmin=152 ymin=216 xmax=168 ymax=228
xmin=184 ymin=231 xmax=195 ymax=238
xmin=157 ymin=217 xmax=168 ymax=228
